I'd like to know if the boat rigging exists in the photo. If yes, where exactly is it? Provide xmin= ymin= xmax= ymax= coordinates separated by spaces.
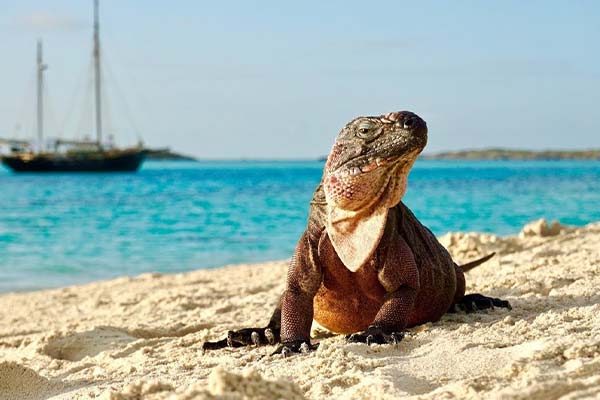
xmin=0 ymin=0 xmax=146 ymax=173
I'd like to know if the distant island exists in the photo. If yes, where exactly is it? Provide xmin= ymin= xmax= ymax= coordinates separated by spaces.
xmin=422 ymin=148 xmax=600 ymax=161
xmin=145 ymin=148 xmax=600 ymax=162
xmin=145 ymin=148 xmax=197 ymax=161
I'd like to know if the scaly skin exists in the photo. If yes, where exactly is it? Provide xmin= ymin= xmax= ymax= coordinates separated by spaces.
xmin=203 ymin=111 xmax=511 ymax=356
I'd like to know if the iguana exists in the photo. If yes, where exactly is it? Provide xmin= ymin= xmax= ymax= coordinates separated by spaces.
xmin=203 ymin=110 xmax=511 ymax=356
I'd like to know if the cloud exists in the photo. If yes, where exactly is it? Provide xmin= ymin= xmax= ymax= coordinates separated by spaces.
xmin=17 ymin=12 xmax=85 ymax=31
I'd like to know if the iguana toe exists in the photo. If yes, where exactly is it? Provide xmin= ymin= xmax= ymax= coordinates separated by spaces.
xmin=271 ymin=340 xmax=318 ymax=357
xmin=281 ymin=346 xmax=292 ymax=358
xmin=202 ymin=326 xmax=281 ymax=352
xmin=389 ymin=332 xmax=404 ymax=344
xmin=265 ymin=328 xmax=276 ymax=345
xmin=251 ymin=331 xmax=260 ymax=346
xmin=365 ymin=334 xmax=376 ymax=346
xmin=452 ymin=293 xmax=512 ymax=314
xmin=346 ymin=326 xmax=404 ymax=346
xmin=201 ymin=338 xmax=229 ymax=352
xmin=226 ymin=333 xmax=235 ymax=347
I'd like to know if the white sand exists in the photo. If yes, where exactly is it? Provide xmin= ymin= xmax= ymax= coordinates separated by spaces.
xmin=1 ymin=219 xmax=599 ymax=400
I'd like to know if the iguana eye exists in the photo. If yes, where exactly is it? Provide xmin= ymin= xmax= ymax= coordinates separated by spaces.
xmin=356 ymin=121 xmax=376 ymax=139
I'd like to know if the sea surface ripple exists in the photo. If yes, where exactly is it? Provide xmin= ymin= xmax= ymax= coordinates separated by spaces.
xmin=1 ymin=160 xmax=599 ymax=292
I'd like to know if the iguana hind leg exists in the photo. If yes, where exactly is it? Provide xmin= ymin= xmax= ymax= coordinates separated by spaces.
xmin=202 ymin=302 xmax=281 ymax=352
xmin=449 ymin=293 xmax=512 ymax=313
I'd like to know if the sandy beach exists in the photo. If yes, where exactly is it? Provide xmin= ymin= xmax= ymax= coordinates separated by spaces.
xmin=1 ymin=219 xmax=599 ymax=400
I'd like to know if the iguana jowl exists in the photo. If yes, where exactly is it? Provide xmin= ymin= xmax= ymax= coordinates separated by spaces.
xmin=203 ymin=111 xmax=511 ymax=356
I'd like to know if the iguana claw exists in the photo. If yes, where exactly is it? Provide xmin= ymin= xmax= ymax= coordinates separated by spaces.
xmin=281 ymin=346 xmax=292 ymax=358
xmin=227 ymin=333 xmax=235 ymax=348
xmin=346 ymin=326 xmax=404 ymax=346
xmin=265 ymin=328 xmax=276 ymax=345
xmin=251 ymin=331 xmax=260 ymax=346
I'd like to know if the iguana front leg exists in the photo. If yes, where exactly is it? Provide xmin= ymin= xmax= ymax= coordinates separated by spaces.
xmin=346 ymin=286 xmax=416 ymax=344
xmin=271 ymin=231 xmax=323 ymax=356
xmin=202 ymin=231 xmax=322 ymax=355
xmin=347 ymin=233 xmax=419 ymax=345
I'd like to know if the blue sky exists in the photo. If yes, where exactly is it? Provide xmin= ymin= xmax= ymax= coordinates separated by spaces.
xmin=0 ymin=1 xmax=598 ymax=158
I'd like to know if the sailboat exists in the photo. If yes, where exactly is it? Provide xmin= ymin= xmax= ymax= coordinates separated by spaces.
xmin=0 ymin=0 xmax=146 ymax=173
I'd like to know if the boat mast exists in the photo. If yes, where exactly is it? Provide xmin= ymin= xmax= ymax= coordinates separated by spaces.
xmin=36 ymin=39 xmax=47 ymax=152
xmin=93 ymin=0 xmax=102 ymax=148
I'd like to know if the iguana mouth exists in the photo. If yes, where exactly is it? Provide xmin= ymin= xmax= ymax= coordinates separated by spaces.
xmin=334 ymin=152 xmax=417 ymax=177
xmin=335 ymin=157 xmax=388 ymax=176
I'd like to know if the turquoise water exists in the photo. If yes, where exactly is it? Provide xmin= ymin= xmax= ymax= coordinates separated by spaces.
xmin=1 ymin=160 xmax=599 ymax=292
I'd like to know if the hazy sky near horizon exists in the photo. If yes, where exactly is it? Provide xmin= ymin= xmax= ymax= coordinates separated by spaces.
xmin=0 ymin=1 xmax=599 ymax=158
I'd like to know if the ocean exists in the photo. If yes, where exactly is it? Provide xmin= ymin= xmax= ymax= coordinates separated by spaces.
xmin=1 ymin=160 xmax=599 ymax=293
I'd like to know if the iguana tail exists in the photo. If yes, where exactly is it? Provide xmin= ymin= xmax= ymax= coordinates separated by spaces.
xmin=460 ymin=252 xmax=495 ymax=272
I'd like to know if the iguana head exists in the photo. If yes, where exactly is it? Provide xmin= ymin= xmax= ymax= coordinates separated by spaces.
xmin=322 ymin=111 xmax=427 ymax=272
xmin=324 ymin=111 xmax=427 ymax=211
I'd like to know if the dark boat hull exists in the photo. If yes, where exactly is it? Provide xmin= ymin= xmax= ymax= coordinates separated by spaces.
xmin=1 ymin=149 xmax=146 ymax=173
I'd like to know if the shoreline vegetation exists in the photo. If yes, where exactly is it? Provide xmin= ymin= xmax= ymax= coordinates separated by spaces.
xmin=145 ymin=148 xmax=197 ymax=161
xmin=421 ymin=148 xmax=600 ymax=160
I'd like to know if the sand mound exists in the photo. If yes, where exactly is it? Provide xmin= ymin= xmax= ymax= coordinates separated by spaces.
xmin=439 ymin=218 xmax=574 ymax=264
xmin=102 ymin=380 xmax=174 ymax=400
xmin=103 ymin=367 xmax=304 ymax=400
xmin=0 ymin=362 xmax=63 ymax=400
xmin=519 ymin=218 xmax=566 ymax=238
xmin=203 ymin=367 xmax=304 ymax=400
xmin=39 ymin=327 xmax=137 ymax=362
xmin=1 ymin=220 xmax=599 ymax=399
